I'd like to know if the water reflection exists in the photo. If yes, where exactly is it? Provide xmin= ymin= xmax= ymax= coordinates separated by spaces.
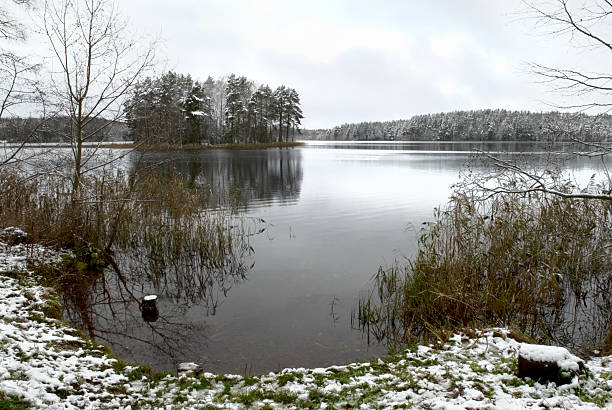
xmin=60 ymin=212 xmax=261 ymax=371
xmin=554 ymin=274 xmax=611 ymax=355
xmin=56 ymin=142 xmax=610 ymax=375
xmin=134 ymin=149 xmax=303 ymax=208
xmin=61 ymin=269 xmax=212 ymax=366
xmin=59 ymin=149 xmax=307 ymax=371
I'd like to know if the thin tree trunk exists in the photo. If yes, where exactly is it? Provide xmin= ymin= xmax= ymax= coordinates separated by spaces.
xmin=278 ymin=110 xmax=283 ymax=142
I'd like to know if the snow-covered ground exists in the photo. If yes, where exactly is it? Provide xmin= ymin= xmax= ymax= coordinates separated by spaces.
xmin=1 ymin=235 xmax=611 ymax=409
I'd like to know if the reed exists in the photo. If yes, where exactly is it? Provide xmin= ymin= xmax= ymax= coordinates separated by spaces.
xmin=0 ymin=166 xmax=249 ymax=284
xmin=355 ymin=191 xmax=612 ymax=354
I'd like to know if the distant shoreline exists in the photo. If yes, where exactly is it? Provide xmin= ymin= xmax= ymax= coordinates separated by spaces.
xmin=1 ymin=141 xmax=304 ymax=150
xmin=101 ymin=141 xmax=304 ymax=150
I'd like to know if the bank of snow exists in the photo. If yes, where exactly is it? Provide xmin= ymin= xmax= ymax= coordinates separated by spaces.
xmin=1 ymin=237 xmax=611 ymax=409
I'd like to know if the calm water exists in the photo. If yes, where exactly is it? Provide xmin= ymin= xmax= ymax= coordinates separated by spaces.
xmin=61 ymin=141 xmax=608 ymax=374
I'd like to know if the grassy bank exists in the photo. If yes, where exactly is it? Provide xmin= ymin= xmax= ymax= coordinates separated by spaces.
xmin=0 ymin=254 xmax=610 ymax=409
xmin=0 ymin=235 xmax=610 ymax=408
xmin=99 ymin=141 xmax=304 ymax=150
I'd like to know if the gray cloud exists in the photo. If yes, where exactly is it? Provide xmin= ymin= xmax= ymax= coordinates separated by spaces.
xmin=119 ymin=0 xmax=606 ymax=128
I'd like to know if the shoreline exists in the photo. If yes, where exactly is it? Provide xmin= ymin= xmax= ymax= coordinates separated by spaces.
xmin=0 ymin=234 xmax=610 ymax=408
xmin=0 ymin=141 xmax=304 ymax=150
xmin=98 ymin=141 xmax=304 ymax=150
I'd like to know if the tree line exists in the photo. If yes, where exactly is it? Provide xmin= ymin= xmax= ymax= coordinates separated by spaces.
xmin=0 ymin=116 xmax=127 ymax=143
xmin=305 ymin=109 xmax=612 ymax=142
xmin=125 ymin=72 xmax=303 ymax=145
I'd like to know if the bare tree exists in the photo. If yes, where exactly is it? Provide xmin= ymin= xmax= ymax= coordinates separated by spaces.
xmin=462 ymin=149 xmax=611 ymax=201
xmin=0 ymin=0 xmax=48 ymax=167
xmin=523 ymin=0 xmax=611 ymax=111
xmin=42 ymin=0 xmax=154 ymax=198
xmin=0 ymin=0 xmax=29 ymax=42
xmin=468 ymin=0 xmax=612 ymax=202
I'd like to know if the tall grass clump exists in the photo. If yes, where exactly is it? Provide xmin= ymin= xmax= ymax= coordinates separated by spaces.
xmin=356 ymin=191 xmax=612 ymax=354
xmin=0 ymin=165 xmax=250 ymax=283
xmin=0 ymin=158 xmax=260 ymax=359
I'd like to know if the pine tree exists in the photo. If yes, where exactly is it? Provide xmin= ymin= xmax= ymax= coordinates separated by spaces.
xmin=183 ymin=83 xmax=213 ymax=144
xmin=126 ymin=72 xmax=305 ymax=145
xmin=285 ymin=88 xmax=303 ymax=140
xmin=273 ymin=86 xmax=288 ymax=142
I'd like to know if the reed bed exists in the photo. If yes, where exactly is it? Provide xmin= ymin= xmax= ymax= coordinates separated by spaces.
xmin=0 ymin=166 xmax=250 ymax=282
xmin=355 ymin=191 xmax=612 ymax=354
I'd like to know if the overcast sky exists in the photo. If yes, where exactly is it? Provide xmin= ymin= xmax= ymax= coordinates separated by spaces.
xmin=54 ymin=1 xmax=611 ymax=128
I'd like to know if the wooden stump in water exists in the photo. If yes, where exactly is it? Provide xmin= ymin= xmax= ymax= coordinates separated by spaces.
xmin=141 ymin=295 xmax=159 ymax=322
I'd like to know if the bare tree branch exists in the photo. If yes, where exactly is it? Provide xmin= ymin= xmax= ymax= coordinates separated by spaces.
xmin=0 ymin=0 xmax=32 ymax=41
xmin=466 ymin=1 xmax=612 ymax=204
xmin=0 ymin=1 xmax=52 ymax=168
xmin=522 ymin=0 xmax=612 ymax=111
xmin=463 ymin=150 xmax=612 ymax=202
xmin=41 ymin=0 xmax=156 ymax=198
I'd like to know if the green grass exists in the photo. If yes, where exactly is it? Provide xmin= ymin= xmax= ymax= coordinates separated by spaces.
xmin=312 ymin=373 xmax=326 ymax=387
xmin=277 ymin=372 xmax=296 ymax=386
xmin=0 ymin=268 xmax=35 ymax=287
xmin=502 ymin=377 xmax=526 ymax=388
xmin=125 ymin=365 xmax=153 ymax=381
xmin=242 ymin=375 xmax=258 ymax=387
xmin=470 ymin=362 xmax=488 ymax=373
xmin=237 ymin=389 xmax=264 ymax=406
xmin=196 ymin=376 xmax=213 ymax=390
xmin=268 ymin=390 xmax=298 ymax=404
xmin=576 ymin=389 xmax=612 ymax=408
xmin=172 ymin=393 xmax=188 ymax=404
xmin=152 ymin=371 xmax=174 ymax=384
xmin=39 ymin=294 xmax=64 ymax=321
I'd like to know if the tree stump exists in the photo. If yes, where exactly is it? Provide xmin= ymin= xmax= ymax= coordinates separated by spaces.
xmin=141 ymin=295 xmax=159 ymax=322
xmin=518 ymin=343 xmax=584 ymax=385
xmin=0 ymin=227 xmax=28 ymax=245
xmin=177 ymin=362 xmax=203 ymax=376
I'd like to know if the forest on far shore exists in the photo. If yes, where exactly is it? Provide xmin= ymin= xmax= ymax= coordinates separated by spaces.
xmin=4 ymin=109 xmax=612 ymax=145
xmin=303 ymin=109 xmax=612 ymax=142
xmin=0 ymin=72 xmax=304 ymax=146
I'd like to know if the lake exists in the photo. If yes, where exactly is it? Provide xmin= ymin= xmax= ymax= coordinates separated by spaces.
xmin=59 ymin=141 xmax=609 ymax=375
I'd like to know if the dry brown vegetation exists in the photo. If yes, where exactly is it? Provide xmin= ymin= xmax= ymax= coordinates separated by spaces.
xmin=355 ymin=190 xmax=612 ymax=355
xmin=0 ymin=166 xmax=249 ymax=281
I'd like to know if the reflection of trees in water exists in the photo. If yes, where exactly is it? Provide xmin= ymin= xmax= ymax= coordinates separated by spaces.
xmin=60 ymin=270 xmax=208 ymax=364
xmin=59 ymin=148 xmax=299 ymax=370
xmin=551 ymin=274 xmax=611 ymax=355
xmin=60 ymin=215 xmax=262 ymax=371
xmin=133 ymin=149 xmax=303 ymax=208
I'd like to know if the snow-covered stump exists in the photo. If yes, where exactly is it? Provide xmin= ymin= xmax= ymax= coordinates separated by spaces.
xmin=177 ymin=362 xmax=203 ymax=377
xmin=518 ymin=343 xmax=585 ymax=385
xmin=141 ymin=295 xmax=159 ymax=322
xmin=0 ymin=227 xmax=28 ymax=245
